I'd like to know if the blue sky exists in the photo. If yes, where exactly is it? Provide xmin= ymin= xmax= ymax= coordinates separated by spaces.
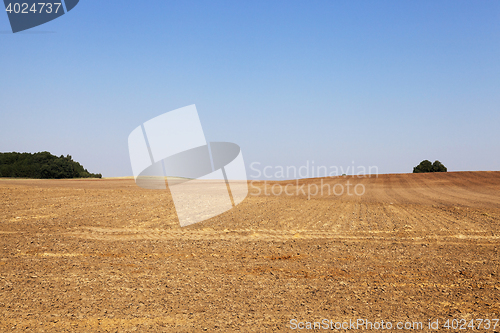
xmin=1 ymin=1 xmax=499 ymax=178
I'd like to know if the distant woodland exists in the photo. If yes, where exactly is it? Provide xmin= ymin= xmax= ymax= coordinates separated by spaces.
xmin=0 ymin=152 xmax=102 ymax=179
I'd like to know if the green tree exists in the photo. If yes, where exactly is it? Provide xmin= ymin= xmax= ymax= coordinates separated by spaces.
xmin=413 ymin=160 xmax=447 ymax=173
xmin=432 ymin=160 xmax=447 ymax=172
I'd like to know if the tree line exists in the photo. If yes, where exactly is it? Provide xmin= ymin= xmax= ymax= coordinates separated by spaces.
xmin=0 ymin=152 xmax=102 ymax=179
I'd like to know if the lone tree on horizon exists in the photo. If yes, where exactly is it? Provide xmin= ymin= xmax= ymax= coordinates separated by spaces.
xmin=413 ymin=160 xmax=447 ymax=173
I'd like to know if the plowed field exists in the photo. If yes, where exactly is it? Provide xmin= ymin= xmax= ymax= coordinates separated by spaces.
xmin=1 ymin=172 xmax=499 ymax=332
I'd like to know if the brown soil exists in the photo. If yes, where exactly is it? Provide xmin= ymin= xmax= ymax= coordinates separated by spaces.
xmin=0 ymin=172 xmax=499 ymax=332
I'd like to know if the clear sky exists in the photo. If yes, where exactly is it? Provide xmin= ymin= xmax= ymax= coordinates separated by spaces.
xmin=1 ymin=1 xmax=499 ymax=178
